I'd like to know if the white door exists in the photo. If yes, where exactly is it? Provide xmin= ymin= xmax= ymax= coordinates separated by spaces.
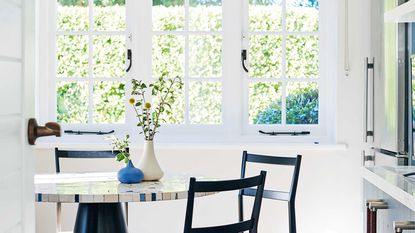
xmin=0 ymin=0 xmax=36 ymax=233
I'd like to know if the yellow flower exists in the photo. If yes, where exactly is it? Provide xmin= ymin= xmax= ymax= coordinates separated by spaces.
xmin=144 ymin=102 xmax=151 ymax=109
xmin=128 ymin=98 xmax=135 ymax=105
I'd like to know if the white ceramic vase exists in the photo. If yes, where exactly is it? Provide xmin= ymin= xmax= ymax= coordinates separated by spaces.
xmin=137 ymin=140 xmax=164 ymax=181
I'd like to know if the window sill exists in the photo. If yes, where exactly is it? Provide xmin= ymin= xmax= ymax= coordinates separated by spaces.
xmin=34 ymin=141 xmax=347 ymax=151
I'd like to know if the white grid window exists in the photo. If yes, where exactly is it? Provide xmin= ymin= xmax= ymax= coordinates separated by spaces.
xmin=243 ymin=0 xmax=320 ymax=131
xmin=152 ymin=0 xmax=224 ymax=125
xmin=55 ymin=0 xmax=127 ymax=125
xmin=40 ymin=0 xmax=335 ymax=143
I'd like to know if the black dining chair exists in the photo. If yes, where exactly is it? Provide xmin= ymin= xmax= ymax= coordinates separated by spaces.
xmin=54 ymin=148 xmax=128 ymax=233
xmin=239 ymin=151 xmax=302 ymax=233
xmin=184 ymin=171 xmax=267 ymax=233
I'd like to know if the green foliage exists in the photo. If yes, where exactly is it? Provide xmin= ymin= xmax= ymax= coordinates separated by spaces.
xmin=249 ymin=82 xmax=282 ymax=124
xmin=57 ymin=0 xmax=125 ymax=7
xmin=130 ymin=77 xmax=184 ymax=140
xmin=286 ymin=83 xmax=318 ymax=124
xmin=57 ymin=35 xmax=88 ymax=77
xmin=93 ymin=35 xmax=126 ymax=77
xmin=57 ymin=82 xmax=88 ymax=123
xmin=93 ymin=82 xmax=125 ymax=124
xmin=189 ymin=82 xmax=222 ymax=124
xmin=249 ymin=35 xmax=282 ymax=78
xmin=254 ymin=83 xmax=318 ymax=124
xmin=57 ymin=3 xmax=319 ymax=125
xmin=109 ymin=134 xmax=130 ymax=164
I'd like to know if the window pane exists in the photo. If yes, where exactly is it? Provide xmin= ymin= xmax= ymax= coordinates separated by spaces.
xmin=57 ymin=35 xmax=89 ymax=78
xmin=93 ymin=35 xmax=126 ymax=78
xmin=153 ymin=0 xmax=184 ymax=31
xmin=189 ymin=0 xmax=222 ymax=31
xmin=286 ymin=0 xmax=319 ymax=32
xmin=57 ymin=81 xmax=88 ymax=123
xmin=286 ymin=35 xmax=318 ymax=78
xmin=152 ymin=35 xmax=185 ymax=78
xmin=157 ymin=88 xmax=185 ymax=124
xmin=249 ymin=0 xmax=282 ymax=32
xmin=57 ymin=0 xmax=88 ymax=31
xmin=249 ymin=82 xmax=282 ymax=124
xmin=249 ymin=35 xmax=282 ymax=78
xmin=413 ymin=79 xmax=415 ymax=124
xmin=189 ymin=81 xmax=222 ymax=124
xmin=286 ymin=82 xmax=318 ymax=124
xmin=93 ymin=0 xmax=126 ymax=31
xmin=189 ymin=35 xmax=222 ymax=77
xmin=93 ymin=81 xmax=125 ymax=123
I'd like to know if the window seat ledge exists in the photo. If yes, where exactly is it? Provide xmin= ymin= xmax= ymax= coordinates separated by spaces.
xmin=35 ymin=142 xmax=347 ymax=151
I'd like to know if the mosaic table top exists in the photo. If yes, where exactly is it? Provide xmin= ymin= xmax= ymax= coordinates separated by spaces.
xmin=35 ymin=172 xmax=215 ymax=203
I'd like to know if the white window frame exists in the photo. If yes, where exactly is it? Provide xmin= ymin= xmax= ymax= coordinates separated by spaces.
xmin=38 ymin=0 xmax=338 ymax=144
xmin=240 ymin=0 xmax=333 ymax=143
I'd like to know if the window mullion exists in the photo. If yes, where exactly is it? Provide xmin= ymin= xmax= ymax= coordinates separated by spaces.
xmin=184 ymin=0 xmax=190 ymax=125
xmin=222 ymin=0 xmax=243 ymax=137
xmin=126 ymin=0 xmax=152 ymax=140
xmin=125 ymin=0 xmax=134 ymax=133
xmin=87 ymin=0 xmax=94 ymax=125
xmin=281 ymin=0 xmax=287 ymax=126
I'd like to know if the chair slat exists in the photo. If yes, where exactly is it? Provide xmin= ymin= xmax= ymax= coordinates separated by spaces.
xmin=55 ymin=148 xmax=125 ymax=173
xmin=242 ymin=188 xmax=290 ymax=201
xmin=246 ymin=153 xmax=297 ymax=166
xmin=190 ymin=220 xmax=254 ymax=233
xmin=56 ymin=150 xmax=118 ymax=159
xmin=193 ymin=175 xmax=263 ymax=193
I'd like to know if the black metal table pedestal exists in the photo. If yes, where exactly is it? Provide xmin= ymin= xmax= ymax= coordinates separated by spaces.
xmin=74 ymin=203 xmax=128 ymax=233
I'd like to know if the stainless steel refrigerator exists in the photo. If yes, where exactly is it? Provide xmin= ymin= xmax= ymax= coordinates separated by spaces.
xmin=368 ymin=0 xmax=413 ymax=166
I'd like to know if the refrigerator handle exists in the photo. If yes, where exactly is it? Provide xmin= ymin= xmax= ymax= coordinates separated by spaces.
xmin=365 ymin=57 xmax=375 ymax=143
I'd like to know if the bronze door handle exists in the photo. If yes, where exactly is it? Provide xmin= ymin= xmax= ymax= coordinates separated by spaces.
xmin=28 ymin=118 xmax=61 ymax=145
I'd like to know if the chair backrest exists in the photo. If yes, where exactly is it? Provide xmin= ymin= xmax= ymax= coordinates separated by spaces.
xmin=240 ymin=151 xmax=301 ymax=202
xmin=184 ymin=171 xmax=267 ymax=233
xmin=54 ymin=148 xmax=126 ymax=173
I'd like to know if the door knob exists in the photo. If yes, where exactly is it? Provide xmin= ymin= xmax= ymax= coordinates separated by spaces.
xmin=28 ymin=118 xmax=61 ymax=145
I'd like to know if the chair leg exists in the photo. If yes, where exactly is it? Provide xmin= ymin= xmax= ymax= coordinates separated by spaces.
xmin=238 ymin=195 xmax=243 ymax=222
xmin=288 ymin=201 xmax=296 ymax=233
xmin=124 ymin=202 xmax=128 ymax=226
xmin=56 ymin=202 xmax=62 ymax=233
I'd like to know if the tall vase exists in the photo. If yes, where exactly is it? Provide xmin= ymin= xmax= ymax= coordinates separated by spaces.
xmin=137 ymin=140 xmax=164 ymax=181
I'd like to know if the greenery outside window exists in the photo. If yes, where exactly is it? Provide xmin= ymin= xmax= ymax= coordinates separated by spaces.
xmin=41 ymin=0 xmax=334 ymax=143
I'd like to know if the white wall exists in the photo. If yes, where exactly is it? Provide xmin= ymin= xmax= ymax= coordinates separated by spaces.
xmin=34 ymin=0 xmax=372 ymax=232
xmin=35 ymin=146 xmax=361 ymax=233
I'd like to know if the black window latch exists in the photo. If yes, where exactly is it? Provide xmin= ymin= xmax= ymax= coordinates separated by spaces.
xmin=241 ymin=49 xmax=249 ymax=73
xmin=126 ymin=49 xmax=132 ymax=72
xmin=259 ymin=130 xmax=310 ymax=136
xmin=64 ymin=130 xmax=115 ymax=135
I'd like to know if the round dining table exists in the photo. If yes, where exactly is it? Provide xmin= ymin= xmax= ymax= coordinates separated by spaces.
xmin=35 ymin=172 xmax=214 ymax=233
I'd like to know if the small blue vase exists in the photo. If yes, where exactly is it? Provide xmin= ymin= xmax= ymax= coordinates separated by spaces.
xmin=118 ymin=160 xmax=144 ymax=184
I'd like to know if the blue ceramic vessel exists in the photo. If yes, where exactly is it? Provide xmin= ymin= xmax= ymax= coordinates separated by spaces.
xmin=117 ymin=160 xmax=144 ymax=184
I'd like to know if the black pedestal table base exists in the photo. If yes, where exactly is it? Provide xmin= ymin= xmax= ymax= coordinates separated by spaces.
xmin=74 ymin=203 xmax=128 ymax=233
